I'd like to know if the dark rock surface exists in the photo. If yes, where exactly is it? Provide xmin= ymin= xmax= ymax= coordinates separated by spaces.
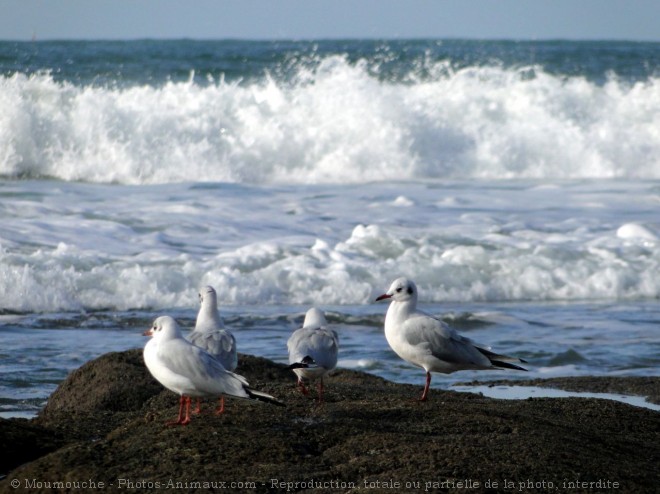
xmin=1 ymin=350 xmax=658 ymax=493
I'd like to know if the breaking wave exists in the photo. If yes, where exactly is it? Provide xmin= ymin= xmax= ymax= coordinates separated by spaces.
xmin=1 ymin=57 xmax=659 ymax=184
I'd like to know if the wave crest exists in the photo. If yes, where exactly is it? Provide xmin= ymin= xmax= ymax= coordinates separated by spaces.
xmin=1 ymin=59 xmax=659 ymax=184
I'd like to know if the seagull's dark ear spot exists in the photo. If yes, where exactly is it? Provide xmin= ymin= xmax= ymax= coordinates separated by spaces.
xmin=407 ymin=286 xmax=414 ymax=295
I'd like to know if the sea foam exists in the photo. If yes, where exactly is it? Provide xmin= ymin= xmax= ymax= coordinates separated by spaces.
xmin=1 ymin=58 xmax=659 ymax=184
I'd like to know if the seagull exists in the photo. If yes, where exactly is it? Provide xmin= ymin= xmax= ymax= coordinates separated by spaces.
xmin=188 ymin=285 xmax=238 ymax=414
xmin=376 ymin=277 xmax=527 ymax=401
xmin=143 ymin=315 xmax=283 ymax=426
xmin=287 ymin=308 xmax=339 ymax=403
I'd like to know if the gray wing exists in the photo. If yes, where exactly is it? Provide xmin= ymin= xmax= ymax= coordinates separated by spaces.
xmin=288 ymin=327 xmax=339 ymax=370
xmin=157 ymin=339 xmax=248 ymax=397
xmin=402 ymin=312 xmax=492 ymax=368
xmin=188 ymin=329 xmax=238 ymax=371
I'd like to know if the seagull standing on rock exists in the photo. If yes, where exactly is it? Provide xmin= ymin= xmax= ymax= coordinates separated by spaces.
xmin=376 ymin=277 xmax=527 ymax=401
xmin=143 ymin=315 xmax=283 ymax=426
xmin=188 ymin=285 xmax=238 ymax=414
xmin=287 ymin=308 xmax=339 ymax=403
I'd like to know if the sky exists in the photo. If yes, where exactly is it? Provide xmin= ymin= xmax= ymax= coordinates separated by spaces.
xmin=1 ymin=0 xmax=659 ymax=42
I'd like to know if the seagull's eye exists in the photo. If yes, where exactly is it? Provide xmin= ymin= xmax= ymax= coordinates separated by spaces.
xmin=396 ymin=287 xmax=402 ymax=293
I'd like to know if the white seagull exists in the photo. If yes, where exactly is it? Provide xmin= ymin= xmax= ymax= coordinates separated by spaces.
xmin=143 ymin=315 xmax=283 ymax=426
xmin=376 ymin=277 xmax=527 ymax=401
xmin=188 ymin=285 xmax=238 ymax=413
xmin=287 ymin=308 xmax=339 ymax=403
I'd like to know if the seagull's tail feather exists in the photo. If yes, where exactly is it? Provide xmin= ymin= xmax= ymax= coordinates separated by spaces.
xmin=287 ymin=355 xmax=317 ymax=370
xmin=246 ymin=388 xmax=286 ymax=407
xmin=477 ymin=347 xmax=528 ymax=371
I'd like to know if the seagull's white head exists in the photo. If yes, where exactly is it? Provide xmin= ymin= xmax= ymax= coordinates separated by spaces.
xmin=303 ymin=307 xmax=327 ymax=328
xmin=144 ymin=315 xmax=183 ymax=341
xmin=376 ymin=277 xmax=418 ymax=304
xmin=199 ymin=285 xmax=218 ymax=307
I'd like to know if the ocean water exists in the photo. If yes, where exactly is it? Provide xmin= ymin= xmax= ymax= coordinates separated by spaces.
xmin=0 ymin=40 xmax=659 ymax=417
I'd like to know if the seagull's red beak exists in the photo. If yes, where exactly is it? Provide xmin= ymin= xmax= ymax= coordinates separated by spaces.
xmin=143 ymin=328 xmax=153 ymax=336
xmin=375 ymin=293 xmax=392 ymax=302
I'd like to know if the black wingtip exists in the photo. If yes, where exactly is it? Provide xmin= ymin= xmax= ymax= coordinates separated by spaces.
xmin=246 ymin=388 xmax=286 ymax=407
xmin=287 ymin=355 xmax=316 ymax=370
xmin=491 ymin=360 xmax=528 ymax=372
xmin=477 ymin=347 xmax=528 ymax=368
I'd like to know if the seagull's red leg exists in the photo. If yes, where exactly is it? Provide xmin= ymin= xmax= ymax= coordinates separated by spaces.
xmin=297 ymin=378 xmax=309 ymax=395
xmin=166 ymin=395 xmax=186 ymax=426
xmin=419 ymin=371 xmax=432 ymax=402
xmin=180 ymin=397 xmax=192 ymax=425
xmin=317 ymin=380 xmax=324 ymax=404
xmin=193 ymin=398 xmax=202 ymax=414
xmin=214 ymin=396 xmax=225 ymax=415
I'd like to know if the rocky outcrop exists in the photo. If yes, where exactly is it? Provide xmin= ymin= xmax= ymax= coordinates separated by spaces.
xmin=1 ymin=350 xmax=658 ymax=493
